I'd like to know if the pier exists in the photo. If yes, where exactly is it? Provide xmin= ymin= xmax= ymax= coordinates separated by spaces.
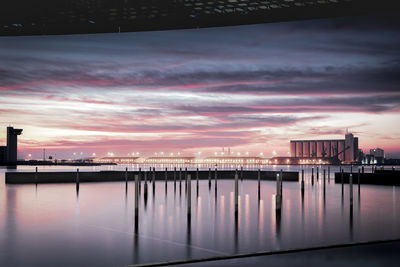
xmin=5 ymin=169 xmax=298 ymax=184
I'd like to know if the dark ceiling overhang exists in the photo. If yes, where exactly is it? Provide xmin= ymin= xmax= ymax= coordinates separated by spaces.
xmin=1 ymin=0 xmax=399 ymax=36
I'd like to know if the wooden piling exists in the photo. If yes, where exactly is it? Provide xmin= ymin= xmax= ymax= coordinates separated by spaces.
xmin=174 ymin=167 xmax=176 ymax=186
xmin=165 ymin=167 xmax=168 ymax=185
xmin=144 ymin=171 xmax=148 ymax=197
xmin=362 ymin=166 xmax=364 ymax=173
xmin=349 ymin=174 xmax=353 ymax=207
xmin=240 ymin=166 xmax=243 ymax=181
xmin=323 ymin=169 xmax=326 ymax=194
xmin=235 ymin=173 xmax=239 ymax=217
xmin=125 ymin=167 xmax=128 ymax=184
xmin=358 ymin=168 xmax=360 ymax=192
xmin=76 ymin=168 xmax=79 ymax=191
xmin=317 ymin=166 xmax=319 ymax=181
xmin=301 ymin=169 xmax=304 ymax=192
xmin=138 ymin=168 xmax=141 ymax=194
xmin=187 ymin=174 xmax=191 ymax=216
xmin=185 ymin=167 xmax=188 ymax=188
xmin=214 ymin=168 xmax=217 ymax=188
xmin=257 ymin=168 xmax=261 ymax=197
xmin=35 ymin=167 xmax=38 ymax=185
xmin=196 ymin=168 xmax=199 ymax=187
xmin=276 ymin=173 xmax=281 ymax=211
xmin=311 ymin=167 xmax=314 ymax=186
xmin=152 ymin=167 xmax=155 ymax=190
xmin=135 ymin=174 xmax=139 ymax=220
xmin=341 ymin=169 xmax=344 ymax=195
xmin=208 ymin=168 xmax=211 ymax=187
xmin=328 ymin=166 xmax=330 ymax=182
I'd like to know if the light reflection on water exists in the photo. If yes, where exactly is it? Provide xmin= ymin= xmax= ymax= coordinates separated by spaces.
xmin=0 ymin=165 xmax=399 ymax=267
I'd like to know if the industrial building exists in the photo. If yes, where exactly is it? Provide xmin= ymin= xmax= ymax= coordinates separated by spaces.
xmin=0 ymin=126 xmax=23 ymax=165
xmin=290 ymin=133 xmax=359 ymax=163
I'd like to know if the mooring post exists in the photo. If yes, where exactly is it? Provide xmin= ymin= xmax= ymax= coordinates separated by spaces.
xmin=358 ymin=168 xmax=361 ymax=192
xmin=311 ymin=167 xmax=314 ymax=186
xmin=135 ymin=174 xmax=139 ymax=221
xmin=35 ymin=166 xmax=38 ymax=185
xmin=280 ymin=169 xmax=283 ymax=196
xmin=165 ymin=167 xmax=168 ymax=185
xmin=152 ymin=167 xmax=155 ymax=191
xmin=349 ymin=174 xmax=353 ymax=208
xmin=240 ymin=166 xmax=243 ymax=181
xmin=317 ymin=166 xmax=319 ymax=181
xmin=138 ymin=168 xmax=141 ymax=194
xmin=144 ymin=171 xmax=148 ymax=197
xmin=185 ymin=167 xmax=188 ymax=188
xmin=179 ymin=168 xmax=182 ymax=185
xmin=208 ymin=168 xmax=211 ymax=188
xmin=323 ymin=169 xmax=326 ymax=195
xmin=76 ymin=168 xmax=80 ymax=191
xmin=149 ymin=167 xmax=152 ymax=182
xmin=187 ymin=174 xmax=191 ymax=218
xmin=235 ymin=173 xmax=239 ymax=218
xmin=341 ymin=169 xmax=344 ymax=195
xmin=362 ymin=166 xmax=364 ymax=173
xmin=276 ymin=173 xmax=281 ymax=211
xmin=196 ymin=168 xmax=199 ymax=186
xmin=351 ymin=164 xmax=353 ymax=174
xmin=214 ymin=167 xmax=217 ymax=187
xmin=328 ymin=166 xmax=330 ymax=182
xmin=125 ymin=167 xmax=128 ymax=186
xmin=301 ymin=169 xmax=304 ymax=192
xmin=174 ymin=167 xmax=176 ymax=187
xmin=257 ymin=168 xmax=261 ymax=197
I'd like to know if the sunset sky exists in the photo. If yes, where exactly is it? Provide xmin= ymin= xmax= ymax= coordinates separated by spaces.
xmin=1 ymin=15 xmax=400 ymax=159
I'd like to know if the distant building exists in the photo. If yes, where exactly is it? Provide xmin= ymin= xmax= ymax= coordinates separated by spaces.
xmin=0 ymin=146 xmax=6 ymax=163
xmin=145 ymin=156 xmax=195 ymax=165
xmin=201 ymin=156 xmax=262 ymax=165
xmin=93 ymin=157 xmax=140 ymax=164
xmin=0 ymin=126 xmax=23 ymax=165
xmin=290 ymin=133 xmax=359 ymax=163
xmin=370 ymin=148 xmax=385 ymax=158
xmin=363 ymin=148 xmax=385 ymax=164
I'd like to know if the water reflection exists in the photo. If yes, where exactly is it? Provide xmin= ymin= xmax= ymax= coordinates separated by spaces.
xmin=1 ymin=166 xmax=400 ymax=267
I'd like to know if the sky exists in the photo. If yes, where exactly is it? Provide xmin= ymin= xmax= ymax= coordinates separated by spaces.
xmin=1 ymin=14 xmax=400 ymax=159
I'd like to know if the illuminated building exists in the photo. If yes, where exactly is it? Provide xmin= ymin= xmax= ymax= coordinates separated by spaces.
xmin=145 ymin=156 xmax=195 ymax=164
xmin=93 ymin=157 xmax=140 ymax=164
xmin=202 ymin=156 xmax=262 ymax=165
xmin=290 ymin=133 xmax=359 ymax=163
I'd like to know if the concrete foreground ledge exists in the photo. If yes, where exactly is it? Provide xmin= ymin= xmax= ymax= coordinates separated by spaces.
xmin=5 ymin=170 xmax=298 ymax=184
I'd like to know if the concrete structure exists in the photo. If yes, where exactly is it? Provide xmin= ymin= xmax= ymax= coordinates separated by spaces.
xmin=0 ymin=126 xmax=23 ymax=165
xmin=0 ymin=146 xmax=6 ymax=163
xmin=370 ymin=148 xmax=385 ymax=158
xmin=290 ymin=133 xmax=359 ymax=163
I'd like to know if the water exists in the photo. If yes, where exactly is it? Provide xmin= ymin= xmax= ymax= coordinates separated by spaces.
xmin=1 ymin=165 xmax=399 ymax=267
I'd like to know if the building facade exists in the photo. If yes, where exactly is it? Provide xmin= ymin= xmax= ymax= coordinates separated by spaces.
xmin=290 ymin=133 xmax=359 ymax=163
xmin=0 ymin=127 xmax=23 ymax=165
